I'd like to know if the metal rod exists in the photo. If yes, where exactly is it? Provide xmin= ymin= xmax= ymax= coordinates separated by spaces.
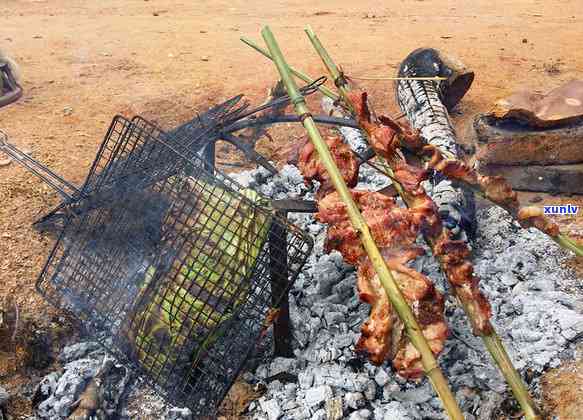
xmin=269 ymin=209 xmax=293 ymax=357
xmin=221 ymin=113 xmax=360 ymax=134
xmin=0 ymin=132 xmax=80 ymax=200
xmin=220 ymin=133 xmax=278 ymax=175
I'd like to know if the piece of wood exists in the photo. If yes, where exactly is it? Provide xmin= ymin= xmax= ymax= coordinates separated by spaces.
xmin=474 ymin=115 xmax=583 ymax=165
xmin=395 ymin=48 xmax=476 ymax=240
xmin=479 ymin=163 xmax=583 ymax=194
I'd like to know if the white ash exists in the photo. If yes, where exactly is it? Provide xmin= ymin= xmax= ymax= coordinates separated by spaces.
xmin=0 ymin=386 xmax=9 ymax=406
xmin=32 ymin=343 xmax=136 ymax=420
xmin=32 ymin=341 xmax=193 ymax=420
xmin=321 ymin=97 xmax=369 ymax=155
xmin=35 ymin=356 xmax=103 ymax=419
xmin=232 ymin=164 xmax=583 ymax=420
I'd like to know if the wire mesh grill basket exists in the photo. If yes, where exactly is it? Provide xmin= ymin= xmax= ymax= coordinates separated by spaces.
xmin=34 ymin=116 xmax=314 ymax=416
xmin=32 ymin=95 xmax=248 ymax=231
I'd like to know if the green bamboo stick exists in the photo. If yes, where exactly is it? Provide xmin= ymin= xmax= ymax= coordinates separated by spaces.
xmin=240 ymin=36 xmax=339 ymax=102
xmin=260 ymin=25 xmax=464 ymax=420
xmin=304 ymin=26 xmax=355 ymax=113
xmin=303 ymin=27 xmax=542 ymax=420
xmin=553 ymin=234 xmax=583 ymax=256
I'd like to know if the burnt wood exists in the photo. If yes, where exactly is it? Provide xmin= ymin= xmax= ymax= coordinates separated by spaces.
xmin=395 ymin=48 xmax=477 ymax=239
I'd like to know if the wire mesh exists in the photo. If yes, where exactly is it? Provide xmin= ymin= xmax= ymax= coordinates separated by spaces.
xmin=33 ymin=95 xmax=248 ymax=231
xmin=35 ymin=116 xmax=313 ymax=416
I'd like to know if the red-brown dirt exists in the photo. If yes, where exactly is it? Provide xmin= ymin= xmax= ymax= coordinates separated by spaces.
xmin=1 ymin=0 xmax=582 ymax=418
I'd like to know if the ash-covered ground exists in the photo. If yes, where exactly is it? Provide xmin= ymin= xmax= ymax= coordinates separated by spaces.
xmin=28 ymin=163 xmax=583 ymax=420
xmin=232 ymin=164 xmax=583 ymax=420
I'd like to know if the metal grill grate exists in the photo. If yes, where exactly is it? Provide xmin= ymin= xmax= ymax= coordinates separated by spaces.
xmin=32 ymin=95 xmax=248 ymax=231
xmin=34 ymin=116 xmax=313 ymax=416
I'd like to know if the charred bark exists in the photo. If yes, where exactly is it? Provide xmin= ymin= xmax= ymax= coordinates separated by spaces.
xmin=395 ymin=48 xmax=477 ymax=240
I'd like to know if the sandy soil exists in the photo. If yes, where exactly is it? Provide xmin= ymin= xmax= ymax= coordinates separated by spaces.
xmin=1 ymin=0 xmax=582 ymax=417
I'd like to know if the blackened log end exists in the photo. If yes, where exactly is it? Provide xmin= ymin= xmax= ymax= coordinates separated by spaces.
xmin=397 ymin=48 xmax=474 ymax=111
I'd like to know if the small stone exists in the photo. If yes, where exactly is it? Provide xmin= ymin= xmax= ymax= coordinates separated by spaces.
xmin=561 ymin=322 xmax=583 ymax=340
xmin=201 ymin=56 xmax=210 ymax=62
xmin=332 ymin=333 xmax=356 ymax=349
xmin=63 ymin=106 xmax=74 ymax=116
xmin=374 ymin=369 xmax=390 ymax=387
xmin=268 ymin=380 xmax=283 ymax=392
xmin=344 ymin=392 xmax=365 ymax=410
xmin=500 ymin=272 xmax=519 ymax=287
xmin=324 ymin=312 xmax=345 ymax=326
xmin=256 ymin=365 xmax=269 ymax=379
xmin=348 ymin=410 xmax=369 ymax=420
xmin=58 ymin=341 xmax=100 ymax=363
xmin=357 ymin=409 xmax=371 ymax=419
xmin=530 ymin=278 xmax=555 ymax=292
xmin=311 ymin=408 xmax=327 ymax=420
xmin=284 ymin=383 xmax=297 ymax=399
xmin=522 ymin=38 xmax=528 ymax=43
xmin=0 ymin=386 xmax=9 ymax=405
xmin=379 ymin=401 xmax=410 ymax=420
xmin=556 ymin=311 xmax=583 ymax=331
xmin=270 ymin=357 xmax=297 ymax=376
xmin=240 ymin=371 xmax=255 ymax=383
xmin=363 ymin=380 xmax=376 ymax=400
xmin=167 ymin=407 xmax=192 ymax=420
xmin=259 ymin=399 xmax=282 ymax=420
xmin=325 ymin=397 xmax=343 ymax=420
xmin=298 ymin=371 xmax=314 ymax=389
xmin=393 ymin=387 xmax=433 ymax=404
xmin=287 ymin=406 xmax=311 ymax=419
xmin=305 ymin=385 xmax=333 ymax=407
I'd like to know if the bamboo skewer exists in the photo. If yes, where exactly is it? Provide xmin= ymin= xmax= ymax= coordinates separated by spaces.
xmin=466 ymin=188 xmax=583 ymax=257
xmin=240 ymin=37 xmax=339 ymax=101
xmin=303 ymin=26 xmax=542 ymax=420
xmin=260 ymin=25 xmax=465 ymax=420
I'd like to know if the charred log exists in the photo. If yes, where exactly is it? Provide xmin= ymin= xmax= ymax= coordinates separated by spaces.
xmin=395 ymin=48 xmax=476 ymax=240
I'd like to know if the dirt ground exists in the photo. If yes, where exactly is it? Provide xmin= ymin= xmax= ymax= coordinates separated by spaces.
xmin=1 ymin=0 xmax=583 ymax=418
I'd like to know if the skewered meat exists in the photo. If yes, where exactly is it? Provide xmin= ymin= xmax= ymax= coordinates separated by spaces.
xmin=348 ymin=92 xmax=493 ymax=335
xmin=352 ymin=87 xmax=563 ymax=238
xmin=316 ymin=190 xmax=448 ymax=378
xmin=298 ymin=135 xmax=359 ymax=197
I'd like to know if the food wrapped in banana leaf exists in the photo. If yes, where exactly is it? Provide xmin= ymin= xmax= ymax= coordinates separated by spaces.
xmin=122 ymin=180 xmax=272 ymax=381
